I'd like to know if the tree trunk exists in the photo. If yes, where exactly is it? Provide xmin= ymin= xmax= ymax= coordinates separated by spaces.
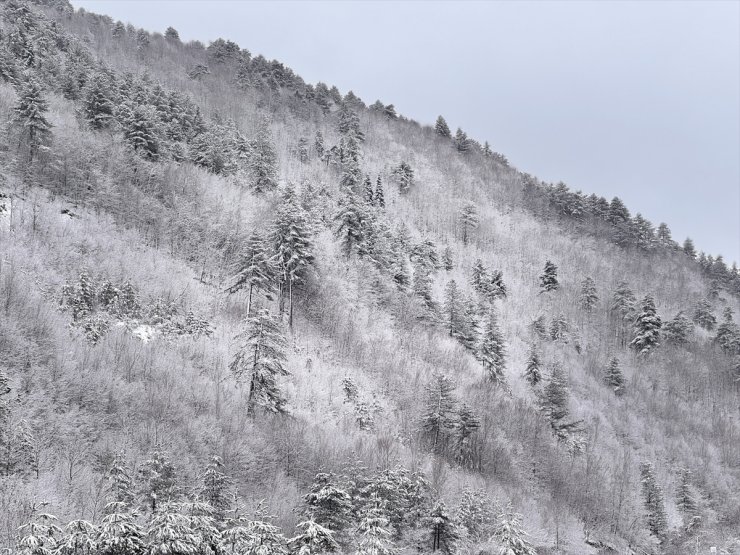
xmin=289 ymin=278 xmax=294 ymax=329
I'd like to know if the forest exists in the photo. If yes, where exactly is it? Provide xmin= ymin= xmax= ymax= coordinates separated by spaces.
xmin=0 ymin=1 xmax=739 ymax=553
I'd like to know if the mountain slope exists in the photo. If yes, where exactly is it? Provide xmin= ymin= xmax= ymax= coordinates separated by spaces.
xmin=0 ymin=1 xmax=738 ymax=554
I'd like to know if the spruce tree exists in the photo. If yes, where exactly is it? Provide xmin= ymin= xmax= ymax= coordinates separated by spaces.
xmin=164 ymin=27 xmax=180 ymax=41
xmin=693 ymin=298 xmax=716 ymax=331
xmin=289 ymin=519 xmax=340 ymax=554
xmin=442 ymin=246 xmax=454 ymax=271
xmin=226 ymin=230 xmax=274 ymax=317
xmin=421 ymin=373 xmax=458 ymax=452
xmin=303 ymin=472 xmax=352 ymax=534
xmin=98 ymin=502 xmax=145 ymax=555
xmin=459 ymin=203 xmax=479 ymax=245
xmin=604 ymin=357 xmax=625 ymax=395
xmin=549 ymin=313 xmax=569 ymax=343
xmin=663 ymin=311 xmax=693 ymax=346
xmin=579 ymin=277 xmax=598 ymax=312
xmin=454 ymin=128 xmax=469 ymax=153
xmin=539 ymin=363 xmax=582 ymax=440
xmin=455 ymin=488 xmax=494 ymax=543
xmin=630 ymin=295 xmax=662 ymax=355
xmin=494 ymin=505 xmax=537 ymax=555
xmin=314 ymin=130 xmax=325 ymax=159
xmin=17 ymin=512 xmax=62 ymax=555
xmin=675 ymin=468 xmax=698 ymax=520
xmin=715 ymin=307 xmax=740 ymax=354
xmin=145 ymin=502 xmax=201 ymax=555
xmin=355 ymin=494 xmax=395 ymax=555
xmin=454 ymin=403 xmax=480 ymax=468
xmin=249 ymin=117 xmax=279 ymax=193
xmin=434 ymin=116 xmax=451 ymax=138
xmin=443 ymin=280 xmax=462 ymax=337
xmin=13 ymin=74 xmax=52 ymax=162
xmin=392 ymin=161 xmax=414 ymax=194
xmin=107 ymin=455 xmax=135 ymax=508
xmin=683 ymin=237 xmax=696 ymax=258
xmin=138 ymin=449 xmax=178 ymax=513
xmin=539 ymin=260 xmax=559 ymax=292
xmin=334 ymin=192 xmax=368 ymax=258
xmin=479 ymin=307 xmax=506 ymax=386
xmin=639 ymin=462 xmax=668 ymax=542
xmin=611 ymin=281 xmax=637 ymax=347
xmin=363 ymin=174 xmax=374 ymax=204
xmin=230 ymin=308 xmax=289 ymax=416
xmin=57 ymin=519 xmax=97 ymax=555
xmin=198 ymin=456 xmax=232 ymax=523
xmin=427 ymin=502 xmax=459 ymax=554
xmin=82 ymin=73 xmax=115 ymax=130
xmin=374 ymin=176 xmax=385 ymax=208
xmin=471 ymin=259 xmax=488 ymax=295
xmin=523 ymin=344 xmax=541 ymax=387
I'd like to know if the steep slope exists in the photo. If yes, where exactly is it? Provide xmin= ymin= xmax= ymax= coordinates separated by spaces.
xmin=0 ymin=1 xmax=738 ymax=554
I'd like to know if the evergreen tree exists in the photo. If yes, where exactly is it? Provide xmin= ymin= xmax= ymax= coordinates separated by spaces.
xmin=443 ymin=280 xmax=462 ymax=337
xmin=98 ymin=502 xmax=145 ymax=555
xmin=226 ymin=230 xmax=274 ymax=317
xmin=630 ymin=295 xmax=662 ymax=355
xmin=334 ymin=192 xmax=369 ymax=257
xmin=549 ymin=313 xmax=568 ymax=343
xmin=427 ymin=502 xmax=458 ymax=554
xmin=607 ymin=197 xmax=631 ymax=225
xmin=454 ymin=128 xmax=469 ymax=153
xmin=145 ymin=502 xmax=201 ymax=555
xmin=683 ymin=237 xmax=696 ymax=258
xmin=454 ymin=404 xmax=480 ymax=468
xmin=138 ymin=449 xmax=178 ymax=512
xmin=442 ymin=246 xmax=454 ymax=271
xmin=539 ymin=363 xmax=582 ymax=440
xmin=479 ymin=308 xmax=507 ymax=386
xmin=164 ymin=27 xmax=180 ymax=41
xmin=314 ymin=131 xmax=325 ymax=159
xmin=434 ymin=116 xmax=451 ymax=138
xmin=119 ymin=102 xmax=159 ymax=159
xmin=355 ymin=494 xmax=395 ymax=555
xmin=663 ymin=311 xmax=693 ymax=346
xmin=675 ymin=468 xmax=698 ymax=520
xmin=340 ymin=135 xmax=362 ymax=191
xmin=421 ymin=373 xmax=458 ymax=452
xmin=455 ymin=488 xmax=494 ymax=543
xmin=57 ymin=520 xmax=97 ymax=555
xmin=270 ymin=189 xmax=314 ymax=327
xmin=611 ymin=281 xmax=637 ymax=347
xmin=198 ymin=456 xmax=232 ymax=522
xmin=363 ymin=175 xmax=374 ymax=204
xmin=82 ymin=73 xmax=115 ymax=130
xmin=471 ymin=259 xmax=488 ymax=295
xmin=17 ymin=512 xmax=62 ymax=555
xmin=530 ymin=315 xmax=548 ymax=340
xmin=579 ymin=277 xmax=598 ymax=312
xmin=230 ymin=308 xmax=290 ymax=416
xmin=304 ymin=472 xmax=352 ymax=534
xmin=289 ymin=519 xmax=340 ymax=554
xmin=391 ymin=162 xmax=414 ymax=194
xmin=249 ymin=117 xmax=279 ymax=193
xmin=374 ymin=176 xmax=385 ymax=208
xmin=604 ymin=357 xmax=625 ymax=395
xmin=13 ymin=74 xmax=52 ymax=162
xmin=639 ymin=462 xmax=668 ymax=542
xmin=523 ymin=344 xmax=541 ymax=386
xmin=107 ymin=455 xmax=135 ymax=508
xmin=494 ymin=506 xmax=537 ymax=555
xmin=458 ymin=295 xmax=481 ymax=351
xmin=539 ymin=260 xmax=559 ymax=292
xmin=693 ymin=298 xmax=716 ymax=331
xmin=656 ymin=223 xmax=673 ymax=247
xmin=715 ymin=307 xmax=740 ymax=354
xmin=459 ymin=203 xmax=479 ymax=245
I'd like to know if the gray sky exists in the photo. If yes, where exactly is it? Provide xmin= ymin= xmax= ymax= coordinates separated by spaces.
xmin=72 ymin=0 xmax=740 ymax=262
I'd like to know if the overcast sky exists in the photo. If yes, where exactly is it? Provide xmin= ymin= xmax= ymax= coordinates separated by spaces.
xmin=72 ymin=0 xmax=740 ymax=262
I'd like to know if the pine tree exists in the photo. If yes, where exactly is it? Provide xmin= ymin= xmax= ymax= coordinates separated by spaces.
xmin=715 ymin=307 xmax=740 ymax=354
xmin=13 ymin=74 xmax=53 ymax=162
xmin=443 ymin=280 xmax=462 ymax=337
xmin=454 ymin=404 xmax=480 ymax=468
xmin=630 ymin=295 xmax=662 ymax=355
xmin=459 ymin=203 xmax=479 ymax=245
xmin=434 ymin=116 xmax=451 ymax=138
xmin=164 ymin=26 xmax=180 ymax=41
xmin=374 ymin=176 xmax=385 ymax=208
xmin=539 ymin=363 xmax=582 ymax=440
xmin=138 ymin=449 xmax=178 ymax=512
xmin=57 ymin=520 xmax=97 ymax=555
xmin=355 ymin=494 xmax=395 ymax=555
xmin=675 ymin=468 xmax=698 ymax=521
xmin=226 ymin=230 xmax=274 ymax=317
xmin=198 ymin=456 xmax=232 ymax=523
xmin=611 ymin=281 xmax=637 ymax=347
xmin=82 ymin=73 xmax=115 ymax=130
xmin=392 ymin=162 xmax=414 ymax=194
xmin=98 ymin=502 xmax=145 ymax=555
xmin=17 ymin=512 xmax=63 ymax=555
xmin=314 ymin=131 xmax=325 ymax=159
xmin=334 ymin=192 xmax=369 ymax=258
xmin=604 ymin=357 xmax=625 ymax=395
xmin=639 ymin=462 xmax=668 ymax=541
xmin=119 ymin=102 xmax=159 ymax=159
xmin=455 ymin=488 xmax=494 ymax=543
xmin=249 ymin=117 xmax=279 ymax=193
xmin=539 ymin=260 xmax=559 ymax=292
xmin=421 ymin=373 xmax=458 ymax=452
xmin=340 ymin=135 xmax=363 ymax=191
xmin=230 ymin=308 xmax=289 ymax=416
xmin=270 ymin=189 xmax=314 ymax=327
xmin=579 ymin=277 xmax=598 ymax=312
xmin=458 ymin=295 xmax=481 ymax=351
xmin=479 ymin=307 xmax=507 ymax=386
xmin=471 ymin=259 xmax=488 ymax=295
xmin=427 ymin=502 xmax=458 ymax=553
xmin=693 ymin=298 xmax=716 ymax=331
xmin=304 ymin=472 xmax=352 ymax=534
xmin=442 ymin=246 xmax=454 ymax=271
xmin=107 ymin=455 xmax=135 ymax=508
xmin=363 ymin=175 xmax=374 ymax=204
xmin=656 ymin=223 xmax=673 ymax=247
xmin=530 ymin=315 xmax=548 ymax=340
xmin=494 ymin=505 xmax=537 ymax=555
xmin=663 ymin=311 xmax=693 ymax=346
xmin=683 ymin=237 xmax=696 ymax=258
xmin=145 ymin=502 xmax=201 ymax=555
xmin=454 ymin=128 xmax=469 ymax=153
xmin=523 ymin=344 xmax=541 ymax=386
xmin=289 ymin=519 xmax=340 ymax=554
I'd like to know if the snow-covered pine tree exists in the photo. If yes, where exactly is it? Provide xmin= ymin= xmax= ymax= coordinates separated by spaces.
xmin=374 ymin=176 xmax=385 ymax=208
xmin=455 ymin=488 xmax=494 ymax=543
xmin=682 ymin=237 xmax=696 ymax=258
xmin=454 ymin=403 xmax=480 ymax=468
xmin=579 ymin=276 xmax=598 ymax=312
xmin=630 ymin=295 xmax=662 ymax=355
xmin=355 ymin=494 xmax=395 ymax=555
xmin=249 ymin=117 xmax=279 ymax=193
xmin=539 ymin=260 xmax=559 ymax=293
xmin=138 ymin=449 xmax=178 ymax=513
xmin=471 ymin=259 xmax=488 ymax=295
xmin=549 ymin=313 xmax=569 ymax=343
xmin=82 ymin=72 xmax=116 ymax=130
xmin=639 ymin=462 xmax=668 ymax=542
xmin=443 ymin=280 xmax=462 ymax=337
xmin=334 ymin=192 xmax=369 ymax=258
xmin=479 ymin=308 xmax=507 ymax=386
xmin=392 ymin=161 xmax=414 ymax=194
xmin=539 ymin=363 xmax=582 ymax=441
xmin=13 ymin=74 xmax=52 ymax=162
xmin=56 ymin=519 xmax=97 ymax=555
xmin=494 ymin=505 xmax=537 ymax=555
xmin=17 ymin=512 xmax=62 ymax=555
xmin=523 ymin=344 xmax=541 ymax=386
xmin=434 ymin=115 xmax=451 ymax=138
xmin=303 ymin=472 xmax=352 ymax=535
xmin=226 ymin=230 xmax=274 ymax=317
xmin=459 ymin=203 xmax=479 ymax=245
xmin=107 ymin=455 xmax=135 ymax=509
xmin=611 ymin=281 xmax=637 ymax=347
xmin=421 ymin=373 xmax=458 ymax=452
xmin=604 ymin=357 xmax=625 ymax=395
xmin=714 ymin=307 xmax=740 ymax=354
xmin=363 ymin=174 xmax=374 ymax=204
xmin=230 ymin=308 xmax=289 ymax=416
xmin=145 ymin=502 xmax=201 ymax=555
xmin=198 ymin=456 xmax=232 ymax=523
xmin=98 ymin=502 xmax=145 ymax=555
xmin=454 ymin=128 xmax=469 ymax=153
xmin=427 ymin=502 xmax=459 ymax=554
xmin=693 ymin=298 xmax=716 ymax=331
xmin=289 ymin=519 xmax=340 ymax=554
xmin=442 ymin=246 xmax=454 ymax=271
xmin=663 ymin=311 xmax=693 ymax=346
